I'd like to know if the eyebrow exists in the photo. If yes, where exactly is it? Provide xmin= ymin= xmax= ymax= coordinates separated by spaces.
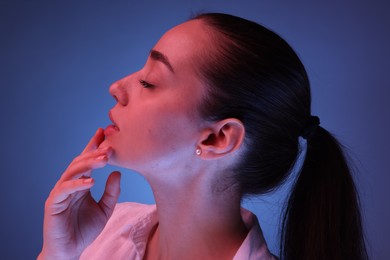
xmin=149 ymin=49 xmax=175 ymax=73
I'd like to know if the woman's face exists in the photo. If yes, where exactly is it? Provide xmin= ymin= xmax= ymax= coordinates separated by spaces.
xmin=99 ymin=20 xmax=211 ymax=173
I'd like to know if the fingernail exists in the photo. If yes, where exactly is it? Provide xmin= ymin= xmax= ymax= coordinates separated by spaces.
xmin=98 ymin=147 xmax=111 ymax=153
xmin=96 ymin=155 xmax=107 ymax=160
xmin=83 ymin=178 xmax=94 ymax=184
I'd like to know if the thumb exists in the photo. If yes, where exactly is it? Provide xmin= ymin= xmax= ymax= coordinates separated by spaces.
xmin=98 ymin=171 xmax=121 ymax=218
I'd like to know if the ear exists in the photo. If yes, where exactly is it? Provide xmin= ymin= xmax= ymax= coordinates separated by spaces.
xmin=197 ymin=118 xmax=245 ymax=159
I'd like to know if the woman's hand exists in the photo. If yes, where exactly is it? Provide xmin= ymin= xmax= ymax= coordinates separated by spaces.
xmin=38 ymin=128 xmax=121 ymax=260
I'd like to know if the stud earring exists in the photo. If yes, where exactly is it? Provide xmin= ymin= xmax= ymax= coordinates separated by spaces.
xmin=195 ymin=148 xmax=202 ymax=156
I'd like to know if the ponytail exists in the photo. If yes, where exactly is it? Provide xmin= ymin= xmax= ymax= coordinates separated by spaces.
xmin=281 ymin=127 xmax=368 ymax=260
xmin=190 ymin=12 xmax=368 ymax=260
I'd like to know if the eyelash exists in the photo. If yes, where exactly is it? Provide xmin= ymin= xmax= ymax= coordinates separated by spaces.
xmin=139 ymin=80 xmax=154 ymax=88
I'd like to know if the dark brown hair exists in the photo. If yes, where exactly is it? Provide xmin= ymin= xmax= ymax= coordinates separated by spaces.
xmin=193 ymin=13 xmax=368 ymax=260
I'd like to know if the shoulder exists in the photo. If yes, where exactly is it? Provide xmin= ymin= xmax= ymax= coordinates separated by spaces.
xmin=102 ymin=202 xmax=158 ymax=238
xmin=103 ymin=202 xmax=156 ymax=227
xmin=80 ymin=202 xmax=157 ymax=260
xmin=112 ymin=202 xmax=156 ymax=219
xmin=234 ymin=207 xmax=278 ymax=260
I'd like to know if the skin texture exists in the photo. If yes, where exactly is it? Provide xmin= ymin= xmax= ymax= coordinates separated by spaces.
xmin=98 ymin=20 xmax=207 ymax=175
xmin=39 ymin=20 xmax=248 ymax=260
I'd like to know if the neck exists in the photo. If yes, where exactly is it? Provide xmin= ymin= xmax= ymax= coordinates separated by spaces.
xmin=144 ymin=170 xmax=248 ymax=260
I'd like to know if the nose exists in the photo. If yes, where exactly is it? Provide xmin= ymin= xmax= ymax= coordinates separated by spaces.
xmin=109 ymin=80 xmax=128 ymax=106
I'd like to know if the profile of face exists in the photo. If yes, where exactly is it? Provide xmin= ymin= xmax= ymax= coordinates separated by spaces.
xmin=99 ymin=20 xmax=212 ymax=175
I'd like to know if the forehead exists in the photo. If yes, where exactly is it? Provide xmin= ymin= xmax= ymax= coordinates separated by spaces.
xmin=152 ymin=20 xmax=212 ymax=72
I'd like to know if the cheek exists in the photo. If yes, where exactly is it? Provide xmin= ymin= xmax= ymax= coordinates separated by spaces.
xmin=142 ymin=117 xmax=199 ymax=171
xmin=111 ymin=109 xmax=199 ymax=168
xmin=106 ymin=79 xmax=204 ymax=166
xmin=147 ymin=112 xmax=197 ymax=152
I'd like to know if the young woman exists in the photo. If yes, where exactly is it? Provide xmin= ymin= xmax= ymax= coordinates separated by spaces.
xmin=38 ymin=13 xmax=368 ymax=260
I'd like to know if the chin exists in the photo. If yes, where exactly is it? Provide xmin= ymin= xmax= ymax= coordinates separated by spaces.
xmin=107 ymin=153 xmax=129 ymax=168
xmin=107 ymin=155 xmax=147 ymax=175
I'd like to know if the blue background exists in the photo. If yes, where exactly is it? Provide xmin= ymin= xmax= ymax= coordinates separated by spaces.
xmin=1 ymin=1 xmax=389 ymax=259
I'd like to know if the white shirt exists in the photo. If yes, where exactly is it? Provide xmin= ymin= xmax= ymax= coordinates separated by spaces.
xmin=80 ymin=202 xmax=277 ymax=260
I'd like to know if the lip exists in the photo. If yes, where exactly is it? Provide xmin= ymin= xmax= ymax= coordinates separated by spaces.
xmin=108 ymin=110 xmax=118 ymax=128
xmin=104 ymin=110 xmax=120 ymax=136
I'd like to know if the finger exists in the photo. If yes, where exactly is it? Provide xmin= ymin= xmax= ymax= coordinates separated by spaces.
xmin=61 ymin=153 xmax=109 ymax=181
xmin=98 ymin=171 xmax=121 ymax=218
xmin=71 ymin=146 xmax=112 ymax=166
xmin=49 ymin=178 xmax=95 ymax=208
xmin=82 ymin=128 xmax=105 ymax=155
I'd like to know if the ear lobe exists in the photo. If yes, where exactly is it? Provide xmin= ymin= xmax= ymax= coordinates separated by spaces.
xmin=198 ymin=118 xmax=245 ymax=159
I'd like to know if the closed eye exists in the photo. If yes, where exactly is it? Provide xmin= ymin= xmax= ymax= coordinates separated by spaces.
xmin=139 ymin=80 xmax=154 ymax=88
